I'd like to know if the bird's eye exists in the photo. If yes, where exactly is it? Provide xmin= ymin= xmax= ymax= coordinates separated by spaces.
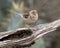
xmin=24 ymin=15 xmax=28 ymax=18
xmin=23 ymin=13 xmax=29 ymax=18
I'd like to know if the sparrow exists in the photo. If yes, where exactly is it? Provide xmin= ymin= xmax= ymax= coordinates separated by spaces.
xmin=22 ymin=10 xmax=38 ymax=27
xmin=9 ymin=2 xmax=38 ymax=28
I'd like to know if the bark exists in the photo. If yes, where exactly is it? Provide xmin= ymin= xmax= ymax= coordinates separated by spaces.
xmin=0 ymin=19 xmax=60 ymax=47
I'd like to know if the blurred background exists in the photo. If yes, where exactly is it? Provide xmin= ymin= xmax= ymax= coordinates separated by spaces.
xmin=0 ymin=0 xmax=60 ymax=48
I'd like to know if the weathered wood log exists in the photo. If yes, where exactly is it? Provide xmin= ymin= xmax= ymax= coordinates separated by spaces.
xmin=0 ymin=19 xmax=60 ymax=47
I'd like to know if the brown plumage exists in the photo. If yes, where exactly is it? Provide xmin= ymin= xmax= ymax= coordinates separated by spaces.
xmin=22 ymin=10 xmax=38 ymax=27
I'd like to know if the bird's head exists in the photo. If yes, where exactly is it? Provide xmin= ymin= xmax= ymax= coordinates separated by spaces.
xmin=23 ymin=10 xmax=38 ymax=24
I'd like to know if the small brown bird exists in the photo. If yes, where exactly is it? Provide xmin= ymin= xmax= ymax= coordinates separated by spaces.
xmin=22 ymin=10 xmax=38 ymax=27
xmin=10 ymin=2 xmax=38 ymax=27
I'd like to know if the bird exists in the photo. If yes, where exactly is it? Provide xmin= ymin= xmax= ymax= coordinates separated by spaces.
xmin=22 ymin=10 xmax=38 ymax=27
xmin=8 ymin=1 xmax=38 ymax=30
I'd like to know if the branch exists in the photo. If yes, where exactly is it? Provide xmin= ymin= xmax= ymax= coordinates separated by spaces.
xmin=0 ymin=19 xmax=60 ymax=47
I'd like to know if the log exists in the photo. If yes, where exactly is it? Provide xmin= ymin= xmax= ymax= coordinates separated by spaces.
xmin=0 ymin=19 xmax=60 ymax=47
